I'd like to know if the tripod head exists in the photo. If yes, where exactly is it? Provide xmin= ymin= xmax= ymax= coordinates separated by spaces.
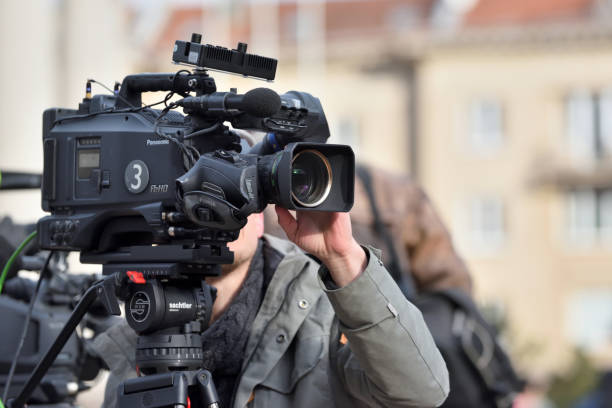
xmin=118 ymin=267 xmax=216 ymax=375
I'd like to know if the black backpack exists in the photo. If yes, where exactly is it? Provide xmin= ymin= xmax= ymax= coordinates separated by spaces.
xmin=356 ymin=166 xmax=524 ymax=408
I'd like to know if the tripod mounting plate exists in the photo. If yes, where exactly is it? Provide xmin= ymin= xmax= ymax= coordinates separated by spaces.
xmin=119 ymin=369 xmax=219 ymax=408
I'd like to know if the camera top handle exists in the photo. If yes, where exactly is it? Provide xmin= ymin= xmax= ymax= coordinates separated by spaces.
xmin=116 ymin=33 xmax=278 ymax=109
xmin=117 ymin=72 xmax=217 ymax=108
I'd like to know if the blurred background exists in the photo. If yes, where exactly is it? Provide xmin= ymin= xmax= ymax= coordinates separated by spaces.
xmin=1 ymin=0 xmax=612 ymax=406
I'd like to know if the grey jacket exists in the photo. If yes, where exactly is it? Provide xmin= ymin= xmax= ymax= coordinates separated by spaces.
xmin=92 ymin=235 xmax=449 ymax=407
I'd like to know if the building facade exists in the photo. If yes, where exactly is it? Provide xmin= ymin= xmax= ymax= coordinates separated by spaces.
xmin=415 ymin=6 xmax=612 ymax=373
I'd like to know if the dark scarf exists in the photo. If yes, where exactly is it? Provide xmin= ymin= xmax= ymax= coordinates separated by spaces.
xmin=200 ymin=240 xmax=282 ymax=407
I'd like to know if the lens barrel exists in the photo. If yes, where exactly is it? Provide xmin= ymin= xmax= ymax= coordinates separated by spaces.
xmin=290 ymin=150 xmax=332 ymax=207
xmin=258 ymin=142 xmax=354 ymax=212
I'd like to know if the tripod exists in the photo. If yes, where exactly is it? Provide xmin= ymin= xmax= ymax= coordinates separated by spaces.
xmin=8 ymin=256 xmax=226 ymax=408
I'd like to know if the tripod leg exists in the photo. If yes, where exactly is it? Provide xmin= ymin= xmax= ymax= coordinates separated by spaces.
xmin=7 ymin=277 xmax=121 ymax=408
xmin=195 ymin=370 xmax=220 ymax=408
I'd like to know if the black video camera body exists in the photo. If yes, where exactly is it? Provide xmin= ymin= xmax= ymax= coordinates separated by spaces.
xmin=37 ymin=34 xmax=355 ymax=272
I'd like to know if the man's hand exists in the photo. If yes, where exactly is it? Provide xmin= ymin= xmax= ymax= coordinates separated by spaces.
xmin=275 ymin=206 xmax=367 ymax=287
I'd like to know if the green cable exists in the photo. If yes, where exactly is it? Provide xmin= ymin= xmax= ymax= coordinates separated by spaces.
xmin=0 ymin=397 xmax=5 ymax=408
xmin=0 ymin=231 xmax=37 ymax=295
xmin=0 ymin=169 xmax=3 ymax=187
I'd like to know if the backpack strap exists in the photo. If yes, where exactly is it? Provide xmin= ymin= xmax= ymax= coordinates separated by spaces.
xmin=435 ymin=289 xmax=523 ymax=408
xmin=356 ymin=165 xmax=416 ymax=299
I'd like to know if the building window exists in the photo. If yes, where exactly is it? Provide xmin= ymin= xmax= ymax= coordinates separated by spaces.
xmin=601 ymin=190 xmax=612 ymax=242
xmin=566 ymin=188 xmax=612 ymax=246
xmin=599 ymin=90 xmax=612 ymax=155
xmin=566 ymin=89 xmax=612 ymax=163
xmin=566 ymin=289 xmax=612 ymax=351
xmin=469 ymin=99 xmax=504 ymax=155
xmin=469 ymin=196 xmax=506 ymax=251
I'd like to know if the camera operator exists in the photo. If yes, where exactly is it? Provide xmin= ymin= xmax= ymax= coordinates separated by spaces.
xmin=93 ymin=208 xmax=449 ymax=407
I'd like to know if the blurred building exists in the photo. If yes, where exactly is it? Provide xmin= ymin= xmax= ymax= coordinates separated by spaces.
xmin=412 ymin=0 xmax=612 ymax=374
xmin=0 ymin=0 xmax=130 ymax=222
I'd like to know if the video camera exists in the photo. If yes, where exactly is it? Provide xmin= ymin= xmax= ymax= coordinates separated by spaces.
xmin=7 ymin=33 xmax=354 ymax=408
xmin=38 ymin=33 xmax=353 ymax=268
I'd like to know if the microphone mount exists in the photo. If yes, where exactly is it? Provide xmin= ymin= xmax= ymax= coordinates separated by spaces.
xmin=175 ymin=88 xmax=281 ymax=118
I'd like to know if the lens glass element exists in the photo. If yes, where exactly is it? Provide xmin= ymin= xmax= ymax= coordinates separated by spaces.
xmin=291 ymin=150 xmax=332 ymax=207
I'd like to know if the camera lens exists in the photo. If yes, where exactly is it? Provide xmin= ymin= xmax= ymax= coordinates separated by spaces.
xmin=290 ymin=150 xmax=332 ymax=207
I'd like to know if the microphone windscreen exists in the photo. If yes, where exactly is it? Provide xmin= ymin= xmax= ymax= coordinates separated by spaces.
xmin=242 ymin=88 xmax=281 ymax=118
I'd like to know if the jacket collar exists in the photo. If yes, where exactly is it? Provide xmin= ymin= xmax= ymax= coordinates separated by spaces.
xmin=233 ymin=235 xmax=324 ymax=408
